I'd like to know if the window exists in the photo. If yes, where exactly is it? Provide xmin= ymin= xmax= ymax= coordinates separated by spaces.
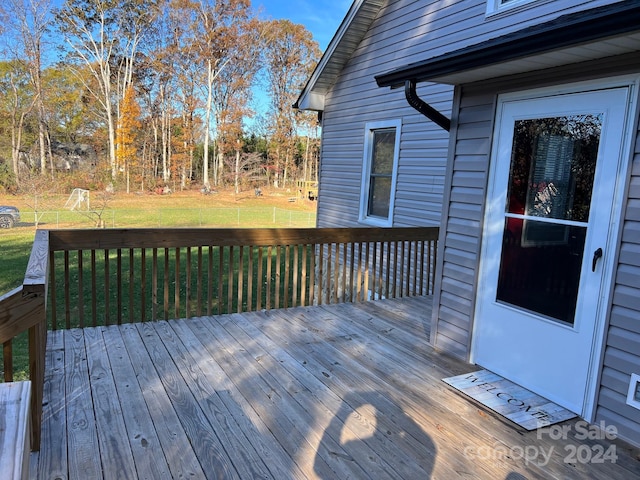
xmin=359 ymin=120 xmax=401 ymax=226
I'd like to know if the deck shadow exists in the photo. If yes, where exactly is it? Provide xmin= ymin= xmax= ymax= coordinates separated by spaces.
xmin=314 ymin=390 xmax=436 ymax=479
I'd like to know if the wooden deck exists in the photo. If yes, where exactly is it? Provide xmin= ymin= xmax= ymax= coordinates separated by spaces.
xmin=31 ymin=297 xmax=640 ymax=479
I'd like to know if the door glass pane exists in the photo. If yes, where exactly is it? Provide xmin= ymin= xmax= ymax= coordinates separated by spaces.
xmin=506 ymin=115 xmax=602 ymax=222
xmin=497 ymin=114 xmax=602 ymax=324
xmin=497 ymin=219 xmax=586 ymax=323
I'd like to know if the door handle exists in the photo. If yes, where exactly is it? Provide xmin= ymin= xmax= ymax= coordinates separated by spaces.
xmin=592 ymin=248 xmax=603 ymax=272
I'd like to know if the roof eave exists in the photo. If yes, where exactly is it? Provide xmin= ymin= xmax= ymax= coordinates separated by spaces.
xmin=376 ymin=0 xmax=640 ymax=88
xmin=295 ymin=0 xmax=385 ymax=111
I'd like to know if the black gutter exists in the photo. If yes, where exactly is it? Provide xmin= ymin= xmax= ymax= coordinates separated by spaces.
xmin=376 ymin=0 xmax=640 ymax=88
xmin=405 ymin=80 xmax=450 ymax=131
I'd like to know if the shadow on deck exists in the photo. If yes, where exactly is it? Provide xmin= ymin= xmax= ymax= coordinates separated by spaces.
xmin=32 ymin=297 xmax=640 ymax=479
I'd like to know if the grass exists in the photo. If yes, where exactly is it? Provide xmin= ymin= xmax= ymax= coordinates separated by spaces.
xmin=1 ymin=230 xmax=37 ymax=381
xmin=0 ymin=230 xmax=34 ymax=293
xmin=0 ymin=188 xmax=317 ymax=380
xmin=48 ymin=244 xmax=316 ymax=330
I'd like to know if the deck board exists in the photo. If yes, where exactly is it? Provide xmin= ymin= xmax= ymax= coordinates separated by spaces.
xmin=119 ymin=323 xmax=205 ymax=479
xmin=84 ymin=326 xmax=137 ymax=480
xmin=102 ymin=326 xmax=170 ymax=479
xmin=38 ymin=330 xmax=66 ymax=480
xmin=64 ymin=328 xmax=102 ymax=479
xmin=31 ymin=297 xmax=640 ymax=479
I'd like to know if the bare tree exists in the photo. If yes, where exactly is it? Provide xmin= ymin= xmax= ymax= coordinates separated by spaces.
xmin=262 ymin=19 xmax=320 ymax=188
xmin=54 ymin=0 xmax=158 ymax=180
xmin=189 ymin=0 xmax=253 ymax=189
xmin=1 ymin=0 xmax=54 ymax=176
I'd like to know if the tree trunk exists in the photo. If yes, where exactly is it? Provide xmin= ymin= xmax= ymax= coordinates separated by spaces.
xmin=234 ymin=147 xmax=240 ymax=194
xmin=161 ymin=90 xmax=170 ymax=182
xmin=35 ymin=70 xmax=48 ymax=175
xmin=304 ymin=134 xmax=310 ymax=181
xmin=202 ymin=60 xmax=215 ymax=188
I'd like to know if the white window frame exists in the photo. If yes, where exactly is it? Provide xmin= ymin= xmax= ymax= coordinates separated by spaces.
xmin=359 ymin=119 xmax=401 ymax=227
xmin=486 ymin=0 xmax=536 ymax=16
xmin=627 ymin=374 xmax=640 ymax=410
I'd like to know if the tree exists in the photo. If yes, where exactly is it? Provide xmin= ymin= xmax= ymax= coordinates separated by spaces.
xmin=42 ymin=64 xmax=96 ymax=145
xmin=1 ymin=0 xmax=54 ymax=176
xmin=116 ymin=85 xmax=142 ymax=192
xmin=213 ymin=17 xmax=263 ymax=191
xmin=188 ymin=0 xmax=253 ymax=188
xmin=54 ymin=0 xmax=158 ymax=180
xmin=0 ymin=60 xmax=36 ymax=184
xmin=149 ymin=0 xmax=201 ymax=186
xmin=297 ymin=113 xmax=320 ymax=182
xmin=262 ymin=19 xmax=320 ymax=188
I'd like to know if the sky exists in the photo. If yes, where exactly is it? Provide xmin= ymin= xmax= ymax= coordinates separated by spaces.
xmin=255 ymin=0 xmax=352 ymax=51
xmin=247 ymin=0 xmax=351 ymax=121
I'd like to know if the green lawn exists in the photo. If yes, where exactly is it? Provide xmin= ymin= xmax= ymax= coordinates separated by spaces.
xmin=1 ymin=193 xmax=316 ymax=380
xmin=1 ymin=229 xmax=35 ymax=294
xmin=2 ymin=204 xmax=316 ymax=292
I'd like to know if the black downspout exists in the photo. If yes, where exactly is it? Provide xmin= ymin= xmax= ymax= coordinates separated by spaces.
xmin=404 ymin=80 xmax=450 ymax=131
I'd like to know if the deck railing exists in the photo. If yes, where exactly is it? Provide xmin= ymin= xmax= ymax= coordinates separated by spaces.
xmin=0 ymin=226 xmax=439 ymax=451
xmin=0 ymin=229 xmax=49 ymax=450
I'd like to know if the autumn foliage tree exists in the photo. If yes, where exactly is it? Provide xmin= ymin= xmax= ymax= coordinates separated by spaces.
xmin=262 ymin=19 xmax=320 ymax=188
xmin=0 ymin=0 xmax=324 ymax=193
xmin=116 ymin=86 xmax=142 ymax=192
xmin=54 ymin=0 xmax=159 ymax=180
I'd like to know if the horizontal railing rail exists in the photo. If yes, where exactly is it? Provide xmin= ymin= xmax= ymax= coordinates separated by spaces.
xmin=46 ymin=227 xmax=439 ymax=330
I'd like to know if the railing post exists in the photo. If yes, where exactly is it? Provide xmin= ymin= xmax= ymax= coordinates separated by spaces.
xmin=22 ymin=229 xmax=50 ymax=451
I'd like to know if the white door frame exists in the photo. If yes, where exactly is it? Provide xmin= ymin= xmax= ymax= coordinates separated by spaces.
xmin=470 ymin=76 xmax=639 ymax=421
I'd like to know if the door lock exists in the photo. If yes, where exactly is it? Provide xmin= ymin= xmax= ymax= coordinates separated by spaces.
xmin=592 ymin=248 xmax=603 ymax=272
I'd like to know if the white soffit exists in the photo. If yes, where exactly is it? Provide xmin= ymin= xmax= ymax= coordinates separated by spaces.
xmin=431 ymin=33 xmax=640 ymax=85
xmin=296 ymin=0 xmax=385 ymax=112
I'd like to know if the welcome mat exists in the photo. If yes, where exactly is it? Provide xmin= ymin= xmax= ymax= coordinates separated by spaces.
xmin=443 ymin=370 xmax=577 ymax=430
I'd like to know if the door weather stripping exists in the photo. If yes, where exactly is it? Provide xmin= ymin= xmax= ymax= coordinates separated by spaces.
xmin=404 ymin=80 xmax=450 ymax=131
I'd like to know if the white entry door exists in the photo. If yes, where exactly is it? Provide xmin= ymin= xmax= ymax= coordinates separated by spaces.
xmin=473 ymin=87 xmax=631 ymax=415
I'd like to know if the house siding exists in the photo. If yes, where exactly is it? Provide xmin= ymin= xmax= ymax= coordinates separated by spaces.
xmin=596 ymin=138 xmax=640 ymax=447
xmin=316 ymin=0 xmax=456 ymax=228
xmin=317 ymin=0 xmax=622 ymax=228
xmin=429 ymin=85 xmax=493 ymax=357
xmin=429 ymin=54 xmax=640 ymax=446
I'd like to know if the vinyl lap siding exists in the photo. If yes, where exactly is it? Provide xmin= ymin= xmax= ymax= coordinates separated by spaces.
xmin=316 ymin=0 xmax=454 ymax=228
xmin=317 ymin=0 xmax=613 ymax=228
xmin=596 ymin=146 xmax=640 ymax=447
xmin=430 ymin=88 xmax=494 ymax=358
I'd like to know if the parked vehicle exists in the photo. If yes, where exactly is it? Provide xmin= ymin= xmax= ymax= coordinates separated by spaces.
xmin=0 ymin=206 xmax=20 ymax=228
